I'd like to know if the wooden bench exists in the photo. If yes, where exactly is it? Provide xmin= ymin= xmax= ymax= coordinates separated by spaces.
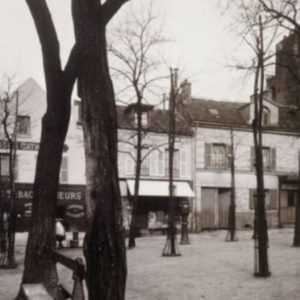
xmin=21 ymin=284 xmax=53 ymax=300
xmin=21 ymin=248 xmax=85 ymax=300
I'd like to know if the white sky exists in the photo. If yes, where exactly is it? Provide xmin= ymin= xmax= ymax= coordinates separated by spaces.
xmin=0 ymin=0 xmax=255 ymax=103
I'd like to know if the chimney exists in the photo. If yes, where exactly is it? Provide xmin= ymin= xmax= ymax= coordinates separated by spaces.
xmin=181 ymin=79 xmax=191 ymax=104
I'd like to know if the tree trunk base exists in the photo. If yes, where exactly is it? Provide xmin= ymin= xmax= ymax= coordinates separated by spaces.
xmin=254 ymin=271 xmax=271 ymax=278
xmin=162 ymin=235 xmax=181 ymax=257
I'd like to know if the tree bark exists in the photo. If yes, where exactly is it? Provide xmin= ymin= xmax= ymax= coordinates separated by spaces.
xmin=72 ymin=1 xmax=127 ymax=299
xmin=252 ymin=16 xmax=270 ymax=277
xmin=17 ymin=1 xmax=78 ymax=297
xmin=293 ymin=152 xmax=300 ymax=246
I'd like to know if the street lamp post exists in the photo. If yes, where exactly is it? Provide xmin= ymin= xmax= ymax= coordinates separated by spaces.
xmin=180 ymin=199 xmax=190 ymax=245
xmin=162 ymin=185 xmax=181 ymax=256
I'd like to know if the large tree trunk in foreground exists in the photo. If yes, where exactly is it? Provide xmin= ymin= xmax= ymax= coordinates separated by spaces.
xmin=73 ymin=2 xmax=127 ymax=299
xmin=17 ymin=1 xmax=78 ymax=297
xmin=19 ymin=79 xmax=73 ymax=297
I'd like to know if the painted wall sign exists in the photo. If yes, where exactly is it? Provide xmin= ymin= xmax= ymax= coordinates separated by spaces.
xmin=0 ymin=140 xmax=68 ymax=152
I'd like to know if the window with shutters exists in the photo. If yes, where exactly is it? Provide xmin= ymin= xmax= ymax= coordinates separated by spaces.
xmin=140 ymin=147 xmax=150 ymax=176
xmin=125 ymin=146 xmax=135 ymax=175
xmin=180 ymin=148 xmax=188 ymax=177
xmin=262 ymin=147 xmax=271 ymax=171
xmin=150 ymin=149 xmax=165 ymax=176
xmin=165 ymin=149 xmax=179 ymax=177
xmin=249 ymin=189 xmax=277 ymax=210
xmin=250 ymin=147 xmax=276 ymax=172
xmin=60 ymin=157 xmax=68 ymax=183
xmin=0 ymin=154 xmax=10 ymax=177
xmin=205 ymin=143 xmax=229 ymax=169
xmin=262 ymin=107 xmax=270 ymax=126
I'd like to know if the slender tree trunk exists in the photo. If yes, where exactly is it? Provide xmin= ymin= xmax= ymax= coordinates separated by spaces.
xmin=128 ymin=96 xmax=143 ymax=249
xmin=162 ymin=68 xmax=180 ymax=256
xmin=226 ymin=129 xmax=237 ymax=242
xmin=252 ymin=16 xmax=270 ymax=277
xmin=73 ymin=2 xmax=127 ymax=299
xmin=293 ymin=153 xmax=300 ymax=246
xmin=19 ymin=80 xmax=72 ymax=297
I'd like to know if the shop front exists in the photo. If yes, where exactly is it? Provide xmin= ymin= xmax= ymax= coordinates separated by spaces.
xmin=125 ymin=180 xmax=194 ymax=232
xmin=0 ymin=183 xmax=86 ymax=231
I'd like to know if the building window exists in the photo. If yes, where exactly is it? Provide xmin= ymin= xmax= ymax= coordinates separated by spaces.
xmin=251 ymin=147 xmax=276 ymax=172
xmin=165 ymin=149 xmax=179 ymax=177
xmin=0 ymin=154 xmax=9 ymax=176
xmin=205 ymin=143 xmax=229 ymax=169
xmin=262 ymin=107 xmax=270 ymax=126
xmin=60 ymin=157 xmax=68 ymax=183
xmin=211 ymin=144 xmax=227 ymax=168
xmin=16 ymin=115 xmax=30 ymax=136
xmin=249 ymin=189 xmax=277 ymax=210
xmin=262 ymin=147 xmax=271 ymax=171
xmin=134 ymin=112 xmax=149 ymax=127
xmin=150 ymin=149 xmax=165 ymax=176
xmin=140 ymin=147 xmax=150 ymax=176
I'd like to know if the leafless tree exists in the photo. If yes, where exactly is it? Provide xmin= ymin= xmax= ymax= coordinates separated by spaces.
xmin=258 ymin=0 xmax=300 ymax=247
xmin=0 ymin=77 xmax=18 ymax=269
xmin=17 ymin=0 xmax=129 ymax=298
xmin=228 ymin=0 xmax=274 ymax=276
xmin=108 ymin=1 xmax=168 ymax=249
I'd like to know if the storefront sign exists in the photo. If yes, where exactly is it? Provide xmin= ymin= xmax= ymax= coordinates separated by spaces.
xmin=0 ymin=140 xmax=68 ymax=152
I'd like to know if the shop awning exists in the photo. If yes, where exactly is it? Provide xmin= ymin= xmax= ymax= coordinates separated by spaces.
xmin=126 ymin=180 xmax=194 ymax=197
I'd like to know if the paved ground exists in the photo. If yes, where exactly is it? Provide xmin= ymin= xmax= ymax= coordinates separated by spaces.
xmin=1 ymin=229 xmax=300 ymax=300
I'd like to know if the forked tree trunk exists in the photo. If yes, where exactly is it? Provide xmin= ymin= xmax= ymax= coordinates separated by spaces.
xmin=73 ymin=2 xmax=127 ymax=299
xmin=18 ymin=79 xmax=73 ymax=297
xmin=16 ymin=3 xmax=79 ymax=296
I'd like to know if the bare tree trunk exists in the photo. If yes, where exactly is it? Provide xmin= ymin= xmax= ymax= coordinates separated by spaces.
xmin=226 ymin=128 xmax=237 ymax=242
xmin=19 ymin=80 xmax=74 ymax=297
xmin=162 ymin=68 xmax=180 ymax=256
xmin=17 ymin=1 xmax=78 ymax=297
xmin=252 ymin=16 xmax=270 ymax=277
xmin=128 ymin=95 xmax=143 ymax=249
xmin=293 ymin=152 xmax=300 ymax=246
xmin=73 ymin=1 xmax=127 ymax=299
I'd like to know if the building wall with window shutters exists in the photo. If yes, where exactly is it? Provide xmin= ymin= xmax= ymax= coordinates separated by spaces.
xmin=193 ymin=125 xmax=300 ymax=229
xmin=118 ymin=129 xmax=192 ymax=180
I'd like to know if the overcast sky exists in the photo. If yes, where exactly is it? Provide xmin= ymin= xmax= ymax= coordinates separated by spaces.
xmin=0 ymin=0 xmax=255 ymax=103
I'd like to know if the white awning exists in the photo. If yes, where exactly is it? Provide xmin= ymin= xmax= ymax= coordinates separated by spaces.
xmin=126 ymin=180 xmax=194 ymax=197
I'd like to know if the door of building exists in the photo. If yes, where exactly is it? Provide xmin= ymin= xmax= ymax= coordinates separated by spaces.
xmin=201 ymin=188 xmax=218 ymax=229
xmin=218 ymin=189 xmax=231 ymax=229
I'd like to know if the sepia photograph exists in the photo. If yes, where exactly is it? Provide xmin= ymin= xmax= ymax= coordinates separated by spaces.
xmin=0 ymin=1 xmax=300 ymax=299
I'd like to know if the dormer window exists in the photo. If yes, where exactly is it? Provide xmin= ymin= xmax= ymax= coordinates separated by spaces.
xmin=208 ymin=108 xmax=220 ymax=118
xmin=262 ymin=107 xmax=270 ymax=126
xmin=134 ymin=112 xmax=149 ymax=127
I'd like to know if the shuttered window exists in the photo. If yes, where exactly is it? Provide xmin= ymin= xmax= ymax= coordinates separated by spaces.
xmin=141 ymin=147 xmax=150 ymax=176
xmin=0 ymin=154 xmax=9 ymax=176
xmin=150 ymin=149 xmax=165 ymax=177
xmin=180 ymin=148 xmax=188 ymax=177
xmin=250 ymin=147 xmax=276 ymax=172
xmin=165 ymin=149 xmax=179 ymax=177
xmin=125 ymin=146 xmax=135 ymax=175
xmin=249 ymin=189 xmax=277 ymax=210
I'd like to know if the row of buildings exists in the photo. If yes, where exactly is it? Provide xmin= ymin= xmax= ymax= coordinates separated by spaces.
xmin=1 ymin=34 xmax=300 ymax=232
